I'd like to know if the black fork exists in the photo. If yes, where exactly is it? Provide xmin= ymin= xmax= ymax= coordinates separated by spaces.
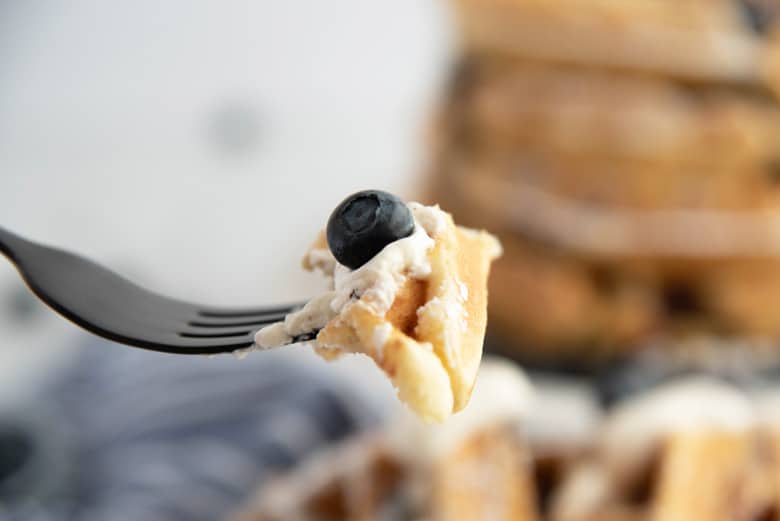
xmin=0 ymin=226 xmax=301 ymax=354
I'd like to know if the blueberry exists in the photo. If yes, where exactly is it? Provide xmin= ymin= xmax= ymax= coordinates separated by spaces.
xmin=326 ymin=190 xmax=415 ymax=269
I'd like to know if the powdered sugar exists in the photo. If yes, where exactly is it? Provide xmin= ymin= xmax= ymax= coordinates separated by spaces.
xmin=457 ymin=280 xmax=468 ymax=301
xmin=372 ymin=323 xmax=393 ymax=361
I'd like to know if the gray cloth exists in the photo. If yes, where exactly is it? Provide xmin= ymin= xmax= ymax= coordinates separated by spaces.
xmin=0 ymin=339 xmax=378 ymax=521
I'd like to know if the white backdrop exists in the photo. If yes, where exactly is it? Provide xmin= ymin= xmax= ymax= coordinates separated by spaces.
xmin=0 ymin=0 xmax=453 ymax=404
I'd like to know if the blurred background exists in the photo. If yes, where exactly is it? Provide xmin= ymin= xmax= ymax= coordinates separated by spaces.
xmin=5 ymin=0 xmax=780 ymax=520
xmin=0 ymin=1 xmax=452 ymax=519
xmin=0 ymin=0 xmax=453 ymax=392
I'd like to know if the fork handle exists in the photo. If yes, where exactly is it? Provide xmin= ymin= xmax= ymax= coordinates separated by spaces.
xmin=0 ymin=226 xmax=30 ymax=263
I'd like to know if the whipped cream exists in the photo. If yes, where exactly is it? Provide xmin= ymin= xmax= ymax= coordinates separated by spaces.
xmin=407 ymin=202 xmax=447 ymax=236
xmin=254 ymin=203 xmax=446 ymax=349
xmin=749 ymin=386 xmax=780 ymax=427
xmin=330 ymin=221 xmax=434 ymax=314
xmin=602 ymin=377 xmax=754 ymax=441
xmin=600 ymin=377 xmax=754 ymax=483
xmin=284 ymin=291 xmax=338 ymax=337
xmin=523 ymin=376 xmax=602 ymax=451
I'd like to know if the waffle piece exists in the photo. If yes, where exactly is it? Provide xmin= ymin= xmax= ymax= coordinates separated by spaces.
xmin=428 ymin=423 xmax=539 ymax=521
xmin=232 ymin=358 xmax=538 ymax=521
xmin=233 ymin=425 xmax=539 ymax=521
xmin=317 ymin=221 xmax=500 ymax=418
xmin=551 ymin=378 xmax=778 ymax=521
xmin=705 ymin=260 xmax=780 ymax=336
xmin=419 ymin=3 xmax=780 ymax=365
xmin=451 ymin=0 xmax=771 ymax=83
xmin=456 ymin=58 xmax=780 ymax=168
xmin=487 ymin=237 xmax=659 ymax=363
xmin=652 ymin=432 xmax=774 ymax=521
xmin=442 ymin=147 xmax=780 ymax=221
xmin=483 ymin=234 xmax=780 ymax=362
xmin=429 ymin=142 xmax=780 ymax=261
xmin=255 ymin=202 xmax=501 ymax=422
xmin=551 ymin=432 xmax=776 ymax=521
xmin=398 ymin=357 xmax=538 ymax=521
xmin=599 ymin=378 xmax=754 ymax=487
xmin=549 ymin=461 xmax=642 ymax=521
xmin=485 ymin=237 xmax=780 ymax=360
xmin=425 ymin=148 xmax=780 ymax=359
xmin=230 ymin=435 xmax=404 ymax=521
xmin=235 ymin=369 xmax=780 ymax=521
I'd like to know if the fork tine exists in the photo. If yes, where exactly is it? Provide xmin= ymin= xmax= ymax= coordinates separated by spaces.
xmin=163 ymin=332 xmax=257 ymax=354
xmin=187 ymin=314 xmax=289 ymax=328
xmin=178 ymin=325 xmax=258 ymax=337
xmin=196 ymin=303 xmax=301 ymax=318
xmin=95 ymin=330 xmax=258 ymax=355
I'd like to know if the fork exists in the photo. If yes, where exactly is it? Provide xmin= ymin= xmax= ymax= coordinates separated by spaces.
xmin=0 ymin=226 xmax=303 ymax=354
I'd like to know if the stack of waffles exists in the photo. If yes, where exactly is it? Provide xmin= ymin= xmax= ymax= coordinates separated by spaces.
xmin=425 ymin=0 xmax=780 ymax=365
xmin=232 ymin=359 xmax=780 ymax=521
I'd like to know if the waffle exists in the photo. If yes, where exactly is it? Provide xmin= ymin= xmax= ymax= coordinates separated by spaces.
xmin=254 ymin=202 xmax=501 ymax=422
xmin=231 ymin=358 xmax=538 ymax=521
xmin=484 ymin=238 xmax=780 ymax=362
xmin=451 ymin=0 xmax=775 ymax=83
xmin=429 ymin=154 xmax=780 ymax=361
xmin=232 ymin=425 xmax=539 ymax=521
xmin=550 ymin=432 xmax=778 ymax=521
xmin=451 ymin=58 xmax=780 ymax=168
xmin=422 ymin=0 xmax=780 ymax=363
xmin=233 ymin=369 xmax=780 ymax=521
xmin=551 ymin=379 xmax=777 ymax=521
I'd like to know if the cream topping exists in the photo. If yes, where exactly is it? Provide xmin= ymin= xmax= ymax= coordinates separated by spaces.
xmin=407 ymin=202 xmax=447 ymax=236
xmin=254 ymin=203 xmax=446 ymax=349
xmin=600 ymin=377 xmax=754 ymax=482
xmin=330 ymin=222 xmax=434 ymax=314
xmin=602 ymin=377 xmax=754 ymax=440
xmin=252 ymin=322 xmax=291 ymax=349
xmin=750 ymin=387 xmax=780 ymax=427
xmin=283 ymin=291 xmax=338 ymax=337
xmin=524 ymin=376 xmax=602 ymax=450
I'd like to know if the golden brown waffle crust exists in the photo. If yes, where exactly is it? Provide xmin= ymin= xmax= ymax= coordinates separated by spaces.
xmin=314 ymin=205 xmax=502 ymax=422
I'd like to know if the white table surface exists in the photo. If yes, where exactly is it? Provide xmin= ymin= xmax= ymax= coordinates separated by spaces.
xmin=0 ymin=0 xmax=454 ymax=407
